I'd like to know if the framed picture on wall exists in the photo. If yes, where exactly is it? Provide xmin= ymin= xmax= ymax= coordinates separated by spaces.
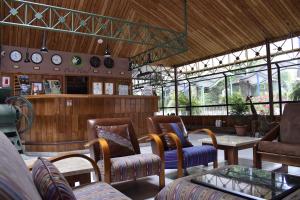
xmin=93 ymin=82 xmax=103 ymax=95
xmin=31 ymin=82 xmax=43 ymax=95
xmin=118 ymin=84 xmax=129 ymax=95
xmin=2 ymin=76 xmax=10 ymax=87
xmin=105 ymin=82 xmax=114 ymax=95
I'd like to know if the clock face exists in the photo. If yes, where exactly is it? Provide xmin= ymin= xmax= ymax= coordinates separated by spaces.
xmin=71 ymin=56 xmax=82 ymax=66
xmin=51 ymin=54 xmax=62 ymax=65
xmin=31 ymin=52 xmax=43 ymax=64
xmin=9 ymin=50 xmax=22 ymax=62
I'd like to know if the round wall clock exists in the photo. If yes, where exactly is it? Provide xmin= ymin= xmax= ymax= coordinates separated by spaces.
xmin=9 ymin=50 xmax=22 ymax=62
xmin=31 ymin=52 xmax=43 ymax=64
xmin=104 ymin=57 xmax=114 ymax=68
xmin=90 ymin=56 xmax=101 ymax=68
xmin=71 ymin=56 xmax=82 ymax=66
xmin=51 ymin=54 xmax=62 ymax=65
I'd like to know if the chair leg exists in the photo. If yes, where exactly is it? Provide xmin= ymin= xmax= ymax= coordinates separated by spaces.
xmin=213 ymin=160 xmax=218 ymax=168
xmin=159 ymin=170 xmax=165 ymax=190
xmin=254 ymin=153 xmax=262 ymax=169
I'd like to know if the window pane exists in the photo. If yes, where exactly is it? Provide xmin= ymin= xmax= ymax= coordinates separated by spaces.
xmin=163 ymin=108 xmax=176 ymax=116
xmin=178 ymin=107 xmax=190 ymax=116
xmin=280 ymin=66 xmax=300 ymax=101
xmin=163 ymin=84 xmax=175 ymax=107
xmin=227 ymin=68 xmax=269 ymax=103
xmin=191 ymin=77 xmax=225 ymax=106
xmin=178 ymin=82 xmax=190 ymax=106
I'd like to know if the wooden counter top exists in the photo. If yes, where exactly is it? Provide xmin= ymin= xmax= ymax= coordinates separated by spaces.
xmin=26 ymin=94 xmax=159 ymax=99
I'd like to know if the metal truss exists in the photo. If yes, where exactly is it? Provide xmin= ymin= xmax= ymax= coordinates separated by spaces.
xmin=0 ymin=0 xmax=188 ymax=68
xmin=177 ymin=35 xmax=300 ymax=80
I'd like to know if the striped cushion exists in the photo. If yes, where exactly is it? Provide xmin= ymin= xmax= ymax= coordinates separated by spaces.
xmin=98 ymin=153 xmax=161 ymax=182
xmin=32 ymin=158 xmax=76 ymax=200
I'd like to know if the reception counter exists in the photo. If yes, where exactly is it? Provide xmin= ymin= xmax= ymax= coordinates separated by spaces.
xmin=24 ymin=94 xmax=158 ymax=152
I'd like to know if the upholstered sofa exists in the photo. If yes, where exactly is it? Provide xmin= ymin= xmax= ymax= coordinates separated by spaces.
xmin=0 ymin=131 xmax=131 ymax=200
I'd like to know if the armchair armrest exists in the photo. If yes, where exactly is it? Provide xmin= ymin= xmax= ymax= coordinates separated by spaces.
xmin=28 ymin=153 xmax=101 ymax=182
xmin=138 ymin=134 xmax=164 ymax=160
xmin=188 ymin=128 xmax=218 ymax=148
xmin=261 ymin=124 xmax=280 ymax=141
xmin=84 ymin=138 xmax=111 ymax=183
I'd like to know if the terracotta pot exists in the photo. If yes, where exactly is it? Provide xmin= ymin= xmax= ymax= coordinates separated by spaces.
xmin=234 ymin=125 xmax=248 ymax=136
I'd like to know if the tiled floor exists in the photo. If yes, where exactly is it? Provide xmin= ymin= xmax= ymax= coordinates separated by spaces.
xmin=22 ymin=133 xmax=300 ymax=200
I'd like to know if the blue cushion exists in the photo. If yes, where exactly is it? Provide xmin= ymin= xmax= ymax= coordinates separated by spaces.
xmin=164 ymin=145 xmax=217 ymax=169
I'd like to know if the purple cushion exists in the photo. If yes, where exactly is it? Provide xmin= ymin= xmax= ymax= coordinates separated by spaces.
xmin=165 ymin=145 xmax=217 ymax=169
xmin=32 ymin=158 xmax=76 ymax=200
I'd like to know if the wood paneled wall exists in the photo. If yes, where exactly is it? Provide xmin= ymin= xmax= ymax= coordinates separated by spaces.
xmin=24 ymin=95 xmax=158 ymax=152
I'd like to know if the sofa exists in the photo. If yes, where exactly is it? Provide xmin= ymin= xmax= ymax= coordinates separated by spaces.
xmin=0 ymin=131 xmax=131 ymax=200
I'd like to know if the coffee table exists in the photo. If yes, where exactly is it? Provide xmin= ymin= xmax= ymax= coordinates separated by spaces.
xmin=200 ymin=135 xmax=261 ymax=165
xmin=191 ymin=165 xmax=300 ymax=200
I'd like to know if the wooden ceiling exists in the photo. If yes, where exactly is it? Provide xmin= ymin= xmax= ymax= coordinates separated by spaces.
xmin=1 ymin=0 xmax=300 ymax=67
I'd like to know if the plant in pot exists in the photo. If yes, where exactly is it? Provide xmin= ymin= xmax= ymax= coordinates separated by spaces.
xmin=230 ymin=93 xmax=249 ymax=136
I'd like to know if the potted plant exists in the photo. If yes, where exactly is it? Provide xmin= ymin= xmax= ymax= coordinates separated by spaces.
xmin=230 ymin=93 xmax=249 ymax=136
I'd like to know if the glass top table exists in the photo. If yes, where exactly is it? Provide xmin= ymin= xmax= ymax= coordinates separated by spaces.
xmin=191 ymin=166 xmax=300 ymax=200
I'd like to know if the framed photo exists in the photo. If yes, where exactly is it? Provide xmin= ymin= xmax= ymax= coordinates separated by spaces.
xmin=118 ymin=84 xmax=129 ymax=95
xmin=31 ymin=82 xmax=43 ymax=95
xmin=2 ymin=76 xmax=10 ymax=87
xmin=93 ymin=82 xmax=103 ymax=95
xmin=105 ymin=82 xmax=114 ymax=95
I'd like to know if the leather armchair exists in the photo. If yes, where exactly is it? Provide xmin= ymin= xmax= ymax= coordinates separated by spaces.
xmin=254 ymin=103 xmax=300 ymax=169
xmin=147 ymin=116 xmax=218 ymax=177
xmin=85 ymin=118 xmax=165 ymax=189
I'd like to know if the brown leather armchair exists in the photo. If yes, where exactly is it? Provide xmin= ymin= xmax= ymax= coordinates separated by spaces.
xmin=85 ymin=117 xmax=165 ymax=189
xmin=147 ymin=116 xmax=218 ymax=177
xmin=254 ymin=103 xmax=300 ymax=169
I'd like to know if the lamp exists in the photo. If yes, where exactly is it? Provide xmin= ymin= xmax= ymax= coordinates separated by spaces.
xmin=40 ymin=31 xmax=48 ymax=53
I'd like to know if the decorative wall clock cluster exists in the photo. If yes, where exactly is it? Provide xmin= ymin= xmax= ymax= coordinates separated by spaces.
xmin=9 ymin=49 xmax=115 ymax=69
xmin=9 ymin=50 xmax=63 ymax=66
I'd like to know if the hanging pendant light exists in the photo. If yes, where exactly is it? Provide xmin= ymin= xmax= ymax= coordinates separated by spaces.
xmin=40 ymin=31 xmax=48 ymax=53
xmin=104 ymin=44 xmax=111 ymax=57
xmin=24 ymin=47 xmax=30 ymax=63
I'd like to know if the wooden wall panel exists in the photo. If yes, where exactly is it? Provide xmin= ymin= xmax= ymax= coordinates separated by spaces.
xmin=24 ymin=95 xmax=158 ymax=152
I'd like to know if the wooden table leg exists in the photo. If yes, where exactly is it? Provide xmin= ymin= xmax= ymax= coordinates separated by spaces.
xmin=224 ymin=149 xmax=228 ymax=161
xmin=226 ymin=148 xmax=238 ymax=165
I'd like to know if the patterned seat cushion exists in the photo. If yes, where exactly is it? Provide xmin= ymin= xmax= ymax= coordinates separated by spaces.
xmin=165 ymin=145 xmax=217 ymax=169
xmin=98 ymin=153 xmax=161 ymax=182
xmin=73 ymin=182 xmax=131 ymax=200
xmin=32 ymin=158 xmax=76 ymax=200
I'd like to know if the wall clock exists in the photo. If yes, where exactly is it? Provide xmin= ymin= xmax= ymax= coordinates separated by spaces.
xmin=9 ymin=50 xmax=22 ymax=62
xmin=51 ymin=54 xmax=62 ymax=65
xmin=31 ymin=52 xmax=43 ymax=64
xmin=71 ymin=56 xmax=82 ymax=66
xmin=104 ymin=57 xmax=114 ymax=68
xmin=90 ymin=56 xmax=101 ymax=68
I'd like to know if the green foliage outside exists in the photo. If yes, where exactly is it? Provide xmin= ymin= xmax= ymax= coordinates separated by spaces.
xmin=229 ymin=93 xmax=249 ymax=125
xmin=290 ymin=83 xmax=300 ymax=101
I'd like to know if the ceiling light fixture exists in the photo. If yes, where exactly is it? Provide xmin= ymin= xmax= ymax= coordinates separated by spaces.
xmin=24 ymin=47 xmax=30 ymax=63
xmin=104 ymin=44 xmax=111 ymax=57
xmin=40 ymin=31 xmax=48 ymax=53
